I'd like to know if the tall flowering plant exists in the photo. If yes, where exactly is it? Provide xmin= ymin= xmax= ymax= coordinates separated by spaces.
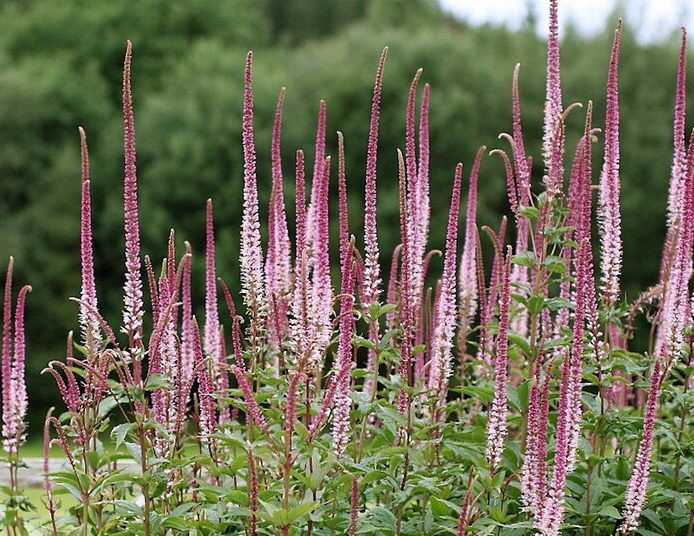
xmin=1 ymin=3 xmax=693 ymax=535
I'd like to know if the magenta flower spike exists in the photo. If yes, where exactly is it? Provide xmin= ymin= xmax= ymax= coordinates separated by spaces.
xmin=121 ymin=41 xmax=144 ymax=377
xmin=306 ymin=100 xmax=327 ymax=242
xmin=618 ymin=360 xmax=663 ymax=534
xmin=396 ymin=149 xmax=414 ymax=414
xmin=331 ymin=132 xmax=354 ymax=457
xmin=404 ymin=70 xmax=424 ymax=317
xmin=266 ymin=87 xmax=291 ymax=350
xmin=598 ymin=22 xmax=623 ymax=307
xmin=662 ymin=28 xmax=688 ymax=277
xmin=240 ymin=51 xmax=267 ymax=329
xmin=204 ymin=199 xmax=221 ymax=361
xmin=193 ymin=318 xmax=216 ymax=442
xmin=362 ymin=47 xmax=388 ymax=307
xmin=458 ymin=147 xmax=485 ymax=343
xmin=538 ymin=106 xmax=594 ymax=535
xmin=181 ymin=242 xmax=194 ymax=381
xmin=78 ymin=127 xmax=101 ymax=355
xmin=290 ymin=150 xmax=311 ymax=360
xmin=309 ymin=156 xmax=333 ymax=368
xmin=2 ymin=259 xmax=14 ymax=445
xmin=542 ymin=0 xmax=564 ymax=188
xmin=10 ymin=285 xmax=31 ymax=443
xmin=231 ymin=364 xmax=267 ymax=429
xmin=427 ymin=163 xmax=463 ymax=404
xmin=485 ymin=247 xmax=511 ymax=471
xmin=218 ymin=277 xmax=246 ymax=370
xmin=349 ymin=477 xmax=360 ymax=536
xmin=416 ymin=82 xmax=431 ymax=263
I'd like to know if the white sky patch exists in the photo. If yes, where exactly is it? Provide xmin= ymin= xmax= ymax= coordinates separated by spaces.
xmin=439 ymin=0 xmax=693 ymax=43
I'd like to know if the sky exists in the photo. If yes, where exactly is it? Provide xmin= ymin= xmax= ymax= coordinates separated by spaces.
xmin=439 ymin=0 xmax=693 ymax=42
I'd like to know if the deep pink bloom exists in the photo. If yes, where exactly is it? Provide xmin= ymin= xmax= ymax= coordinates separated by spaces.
xmin=240 ymin=52 xmax=267 ymax=327
xmin=362 ymin=47 xmax=388 ymax=307
xmin=485 ymin=247 xmax=511 ymax=470
xmin=181 ymin=243 xmax=194 ymax=380
xmin=219 ymin=278 xmax=246 ymax=370
xmin=78 ymin=127 xmax=101 ymax=355
xmin=349 ymin=477 xmax=360 ymax=535
xmin=598 ymin=22 xmax=623 ymax=307
xmin=306 ymin=100 xmax=327 ymax=242
xmin=121 ymin=41 xmax=144 ymax=374
xmin=204 ymin=199 xmax=221 ymax=360
xmin=247 ymin=445 xmax=259 ymax=536
xmin=193 ymin=319 xmax=216 ymax=442
xmin=2 ymin=258 xmax=14 ymax=444
xmin=231 ymin=364 xmax=267 ymax=429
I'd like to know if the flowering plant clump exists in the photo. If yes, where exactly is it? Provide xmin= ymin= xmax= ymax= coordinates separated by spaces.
xmin=1 ymin=2 xmax=694 ymax=535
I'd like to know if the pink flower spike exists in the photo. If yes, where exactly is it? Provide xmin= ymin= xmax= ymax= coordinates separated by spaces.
xmin=309 ymin=156 xmax=333 ymax=367
xmin=542 ymin=0 xmax=563 ymax=177
xmin=427 ymin=163 xmax=463 ymax=408
xmin=11 ymin=285 xmax=31 ymax=437
xmin=485 ymin=247 xmax=511 ymax=471
xmin=661 ymin=28 xmax=688 ymax=279
xmin=181 ymin=242 xmax=194 ymax=380
xmin=121 ymin=41 xmax=144 ymax=369
xmin=266 ymin=87 xmax=291 ymax=350
xmin=231 ymin=364 xmax=267 ymax=429
xmin=240 ymin=51 xmax=267 ymax=330
xmin=306 ymin=100 xmax=328 ymax=242
xmin=218 ymin=277 xmax=246 ymax=371
xmin=204 ymin=199 xmax=221 ymax=360
xmin=362 ymin=47 xmax=388 ymax=307
xmin=598 ymin=21 xmax=623 ymax=307
xmin=416 ymin=82 xmax=431 ymax=266
xmin=78 ymin=127 xmax=101 ymax=355
xmin=618 ymin=360 xmax=663 ymax=534
xmin=2 ymin=257 xmax=14 ymax=439
xmin=193 ymin=318 xmax=216 ymax=442
xmin=458 ymin=147 xmax=485 ymax=345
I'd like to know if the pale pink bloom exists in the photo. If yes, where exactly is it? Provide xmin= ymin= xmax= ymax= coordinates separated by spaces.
xmin=240 ymin=52 xmax=267 ymax=330
xmin=362 ymin=48 xmax=388 ymax=307
xmin=598 ymin=23 xmax=623 ymax=307
xmin=121 ymin=41 xmax=144 ymax=374
xmin=661 ymin=28 xmax=688 ymax=281
xmin=265 ymin=88 xmax=291 ymax=350
xmin=308 ymin=156 xmax=333 ymax=368
xmin=180 ymin=243 xmax=195 ymax=380
xmin=332 ymin=132 xmax=355 ymax=457
xmin=485 ymin=248 xmax=511 ymax=470
xmin=204 ymin=200 xmax=221 ymax=361
xmin=542 ymin=0 xmax=564 ymax=194
xmin=427 ymin=163 xmax=463 ymax=405
xmin=618 ymin=361 xmax=663 ymax=534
